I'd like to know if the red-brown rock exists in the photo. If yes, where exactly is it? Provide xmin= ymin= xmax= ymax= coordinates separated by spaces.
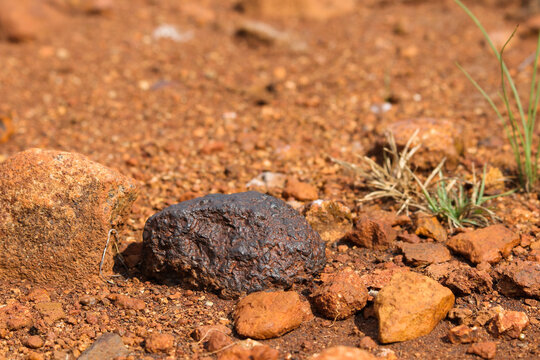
xmin=488 ymin=310 xmax=529 ymax=339
xmin=347 ymin=216 xmax=397 ymax=250
xmin=218 ymin=340 xmax=279 ymax=360
xmin=283 ymin=177 xmax=318 ymax=201
xmin=304 ymin=200 xmax=352 ymax=243
xmin=311 ymin=268 xmax=368 ymax=320
xmin=0 ymin=303 xmax=33 ymax=330
xmin=495 ymin=260 xmax=540 ymax=299
xmin=145 ymin=333 xmax=175 ymax=353
xmin=466 ymin=342 xmax=497 ymax=359
xmin=0 ymin=149 xmax=138 ymax=283
xmin=234 ymin=291 xmax=312 ymax=339
xmin=447 ymin=324 xmax=479 ymax=344
xmin=415 ymin=215 xmax=447 ymax=242
xmin=192 ymin=324 xmax=233 ymax=352
xmin=442 ymin=265 xmax=493 ymax=296
xmin=446 ymin=225 xmax=519 ymax=264
xmin=310 ymin=346 xmax=377 ymax=360
xmin=374 ymin=271 xmax=455 ymax=343
xmin=107 ymin=294 xmax=146 ymax=311
xmin=398 ymin=242 xmax=452 ymax=266
xmin=23 ymin=336 xmax=44 ymax=349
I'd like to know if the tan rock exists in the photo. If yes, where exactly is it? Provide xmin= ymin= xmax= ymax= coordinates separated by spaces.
xmin=488 ymin=310 xmax=529 ymax=339
xmin=311 ymin=268 xmax=368 ymax=320
xmin=304 ymin=200 xmax=352 ymax=243
xmin=447 ymin=324 xmax=479 ymax=344
xmin=374 ymin=271 xmax=455 ymax=343
xmin=240 ymin=0 xmax=356 ymax=20
xmin=0 ymin=0 xmax=64 ymax=41
xmin=283 ymin=178 xmax=318 ymax=201
xmin=145 ymin=333 xmax=175 ymax=353
xmin=218 ymin=339 xmax=279 ymax=360
xmin=234 ymin=290 xmax=312 ymax=339
xmin=446 ymin=225 xmax=520 ymax=264
xmin=23 ymin=335 xmax=44 ymax=349
xmin=466 ymin=342 xmax=497 ymax=359
xmin=35 ymin=302 xmax=65 ymax=326
xmin=192 ymin=324 xmax=233 ymax=352
xmin=415 ymin=216 xmax=447 ymax=242
xmin=107 ymin=294 xmax=145 ymax=311
xmin=495 ymin=260 xmax=540 ymax=299
xmin=398 ymin=242 xmax=452 ymax=266
xmin=347 ymin=216 xmax=397 ymax=250
xmin=310 ymin=346 xmax=377 ymax=360
xmin=0 ymin=149 xmax=138 ymax=283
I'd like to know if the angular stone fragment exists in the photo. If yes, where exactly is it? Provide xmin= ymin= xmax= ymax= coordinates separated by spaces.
xmin=386 ymin=118 xmax=463 ymax=169
xmin=494 ymin=260 xmax=540 ymax=299
xmin=466 ymin=342 xmax=497 ymax=359
xmin=310 ymin=346 xmax=377 ymax=360
xmin=0 ymin=149 xmax=138 ymax=283
xmin=145 ymin=333 xmax=175 ymax=353
xmin=304 ymin=200 xmax=352 ymax=244
xmin=239 ymin=0 xmax=356 ymax=20
xmin=283 ymin=178 xmax=318 ymax=201
xmin=374 ymin=271 xmax=455 ymax=343
xmin=398 ymin=242 xmax=452 ymax=266
xmin=446 ymin=225 xmax=519 ymax=264
xmin=447 ymin=324 xmax=479 ymax=344
xmin=347 ymin=216 xmax=397 ymax=250
xmin=35 ymin=302 xmax=65 ymax=326
xmin=311 ymin=268 xmax=368 ymax=320
xmin=141 ymin=191 xmax=326 ymax=298
xmin=0 ymin=303 xmax=33 ymax=330
xmin=218 ymin=340 xmax=279 ymax=360
xmin=442 ymin=265 xmax=493 ymax=296
xmin=79 ymin=333 xmax=129 ymax=360
xmin=234 ymin=291 xmax=312 ymax=340
xmin=488 ymin=310 xmax=529 ymax=339
xmin=415 ymin=216 xmax=447 ymax=242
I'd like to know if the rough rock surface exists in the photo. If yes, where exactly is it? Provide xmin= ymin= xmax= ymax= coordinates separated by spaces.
xmin=78 ymin=333 xmax=129 ymax=360
xmin=311 ymin=268 xmax=368 ymax=320
xmin=218 ymin=340 xmax=279 ymax=360
xmin=310 ymin=346 xmax=377 ymax=360
xmin=283 ymin=177 xmax=318 ymax=201
xmin=0 ymin=148 xmax=138 ymax=283
xmin=233 ymin=291 xmax=313 ymax=340
xmin=446 ymin=225 xmax=519 ymax=264
xmin=141 ymin=191 xmax=326 ymax=298
xmin=0 ymin=0 xmax=63 ymax=41
xmin=466 ymin=342 xmax=497 ymax=359
xmin=0 ymin=116 xmax=13 ymax=143
xmin=494 ymin=260 xmax=540 ymax=299
xmin=447 ymin=325 xmax=479 ymax=344
xmin=398 ymin=242 xmax=452 ymax=266
xmin=304 ymin=200 xmax=352 ymax=243
xmin=441 ymin=264 xmax=493 ymax=295
xmin=374 ymin=271 xmax=455 ymax=343
xmin=144 ymin=333 xmax=175 ymax=353
xmin=347 ymin=216 xmax=397 ymax=250
xmin=415 ymin=215 xmax=447 ymax=242
xmin=240 ymin=0 xmax=356 ymax=20
xmin=488 ymin=310 xmax=529 ymax=339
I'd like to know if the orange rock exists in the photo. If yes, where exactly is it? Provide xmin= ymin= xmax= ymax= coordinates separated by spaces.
xmin=415 ymin=215 xmax=447 ymax=242
xmin=108 ymin=294 xmax=145 ymax=311
xmin=144 ymin=333 xmax=175 ymax=353
xmin=466 ymin=341 xmax=497 ymax=359
xmin=35 ymin=302 xmax=65 ymax=326
xmin=0 ymin=303 xmax=33 ymax=330
xmin=304 ymin=200 xmax=352 ymax=243
xmin=283 ymin=178 xmax=318 ymax=201
xmin=310 ymin=346 xmax=377 ymax=360
xmin=23 ymin=335 xmax=44 ymax=349
xmin=446 ymin=225 xmax=519 ymax=264
xmin=0 ymin=149 xmax=138 ymax=283
xmin=347 ymin=216 xmax=397 ymax=250
xmin=447 ymin=324 xmax=479 ymax=344
xmin=311 ymin=268 xmax=368 ymax=320
xmin=374 ymin=271 xmax=455 ymax=343
xmin=218 ymin=341 xmax=279 ymax=360
xmin=234 ymin=290 xmax=312 ymax=339
xmin=240 ymin=0 xmax=356 ymax=20
xmin=488 ymin=310 xmax=529 ymax=339
xmin=398 ymin=242 xmax=452 ymax=266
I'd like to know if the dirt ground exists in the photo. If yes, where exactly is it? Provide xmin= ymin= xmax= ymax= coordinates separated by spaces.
xmin=0 ymin=0 xmax=539 ymax=359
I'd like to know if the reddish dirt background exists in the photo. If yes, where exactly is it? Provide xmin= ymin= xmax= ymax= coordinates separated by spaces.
xmin=0 ymin=0 xmax=539 ymax=359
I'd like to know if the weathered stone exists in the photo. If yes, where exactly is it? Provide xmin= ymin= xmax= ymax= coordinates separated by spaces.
xmin=386 ymin=118 xmax=463 ymax=169
xmin=0 ymin=149 xmax=138 ymax=283
xmin=447 ymin=324 xmax=479 ymax=344
xmin=283 ymin=177 xmax=318 ymax=201
xmin=235 ymin=21 xmax=307 ymax=52
xmin=246 ymin=172 xmax=287 ymax=196
xmin=22 ymin=335 xmax=44 ymax=349
xmin=448 ymin=307 xmax=474 ymax=325
xmin=358 ymin=336 xmax=378 ymax=350
xmin=78 ymin=333 xmax=129 ymax=360
xmin=374 ymin=271 xmax=455 ymax=343
xmin=347 ymin=216 xmax=397 ymax=250
xmin=360 ymin=264 xmax=409 ymax=290
xmin=35 ymin=302 xmax=65 ymax=326
xmin=446 ymin=225 xmax=519 ymax=264
xmin=141 ymin=191 xmax=326 ymax=298
xmin=0 ymin=303 xmax=33 ymax=330
xmin=398 ymin=242 xmax=452 ymax=266
xmin=466 ymin=342 xmax=497 ymax=359
xmin=488 ymin=310 xmax=529 ymax=339
xmin=234 ymin=290 xmax=312 ymax=340
xmin=304 ymin=200 xmax=352 ymax=244
xmin=145 ymin=333 xmax=175 ymax=353
xmin=415 ymin=216 xmax=447 ymax=242
xmin=311 ymin=268 xmax=368 ymax=320
xmin=107 ymin=294 xmax=146 ymax=311
xmin=442 ymin=265 xmax=493 ymax=296
xmin=218 ymin=340 xmax=279 ymax=360
xmin=239 ymin=0 xmax=356 ymax=20
xmin=494 ymin=260 xmax=540 ymax=299
xmin=310 ymin=346 xmax=377 ymax=360
xmin=0 ymin=0 xmax=63 ymax=41
xmin=192 ymin=324 xmax=233 ymax=352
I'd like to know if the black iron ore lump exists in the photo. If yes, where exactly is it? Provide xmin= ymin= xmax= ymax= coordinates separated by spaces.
xmin=141 ymin=191 xmax=326 ymax=298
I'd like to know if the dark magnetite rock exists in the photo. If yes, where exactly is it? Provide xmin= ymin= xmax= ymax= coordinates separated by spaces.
xmin=141 ymin=191 xmax=326 ymax=298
